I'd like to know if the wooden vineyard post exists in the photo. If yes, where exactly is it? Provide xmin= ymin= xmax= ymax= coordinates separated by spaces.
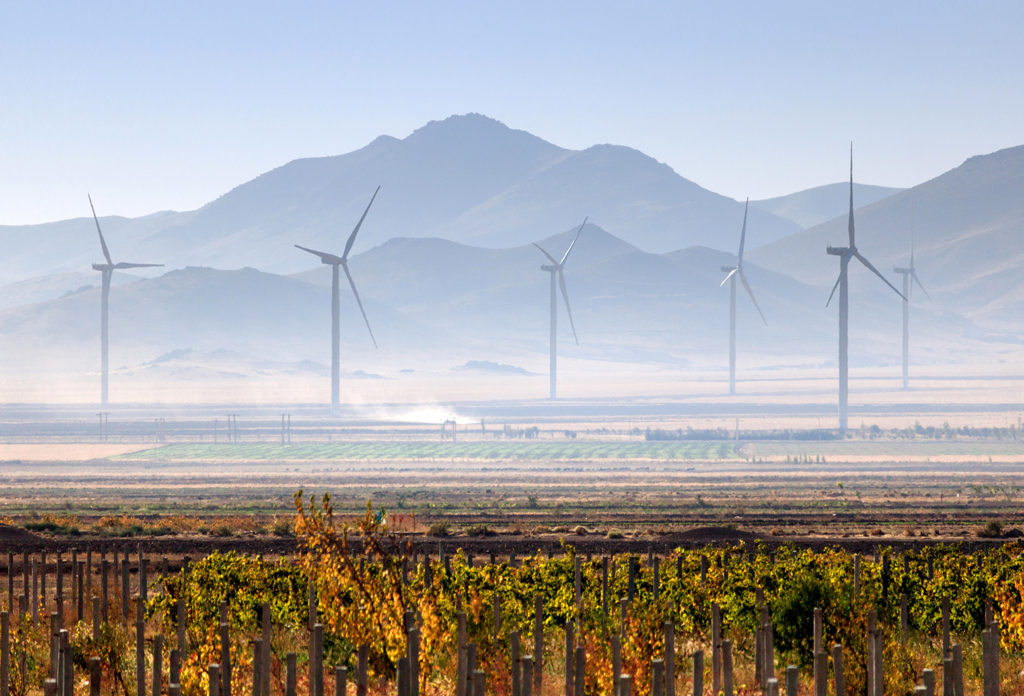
xmin=573 ymin=645 xmax=584 ymax=696
xmin=457 ymin=611 xmax=467 ymax=696
xmin=77 ymin=562 xmax=85 ymax=623
xmin=153 ymin=634 xmax=163 ymax=696
xmin=722 ymin=639 xmax=733 ymax=696
xmin=335 ymin=665 xmax=347 ymax=696
xmin=1 ymin=611 xmax=8 ymax=696
xmin=208 ymin=664 xmax=220 ymax=696
xmin=922 ymin=668 xmax=935 ymax=696
xmin=92 ymin=596 xmax=101 ymax=640
xmin=652 ymin=659 xmax=664 ymax=696
xmin=466 ymin=644 xmax=477 ymax=696
xmin=602 ymin=557 xmax=610 ymax=616
xmin=691 ymin=651 xmax=703 ymax=696
xmin=564 ymin=621 xmax=574 ymax=696
xmin=31 ymin=559 xmax=38 ymax=624
xmin=619 ymin=674 xmax=632 ymax=696
xmin=866 ymin=610 xmax=876 ymax=696
xmin=664 ymin=620 xmax=675 ymax=696
xmin=177 ymin=597 xmax=187 ymax=661
xmin=122 ymin=562 xmax=130 ymax=621
xmin=136 ymin=598 xmax=145 ymax=696
xmin=220 ymin=623 xmax=231 ymax=696
xmin=261 ymin=603 xmax=271 ymax=696
xmin=6 ymin=554 xmax=12 ymax=609
xmin=409 ymin=626 xmax=421 ymax=696
xmin=90 ymin=657 xmax=101 ymax=696
xmin=952 ymin=644 xmax=964 ymax=696
xmin=711 ymin=603 xmax=721 ymax=696
xmin=813 ymin=608 xmax=826 ymax=696
xmin=627 ymin=556 xmax=636 ymax=602
xmin=396 ymin=658 xmax=409 ymax=696
xmin=786 ymin=665 xmax=798 ymax=696
xmin=653 ymin=558 xmax=660 ymax=602
xmin=101 ymin=558 xmax=109 ymax=623
xmin=139 ymin=546 xmax=147 ymax=604
xmin=900 ymin=593 xmax=909 ymax=637
xmin=521 ymin=656 xmax=533 ymax=696
xmin=356 ymin=644 xmax=368 ymax=696
xmin=832 ymin=645 xmax=845 ymax=696
xmin=853 ymin=554 xmax=860 ymax=595
xmin=313 ymin=625 xmax=325 ymax=696
xmin=942 ymin=656 xmax=954 ymax=696
xmin=511 ymin=629 xmax=521 ymax=696
xmin=253 ymin=639 xmax=263 ymax=696
xmin=170 ymin=649 xmax=181 ymax=688
xmin=533 ymin=596 xmax=543 ymax=692
xmin=574 ymin=556 xmax=582 ymax=619
xmin=285 ymin=653 xmax=297 ymax=696
xmin=942 ymin=597 xmax=951 ymax=657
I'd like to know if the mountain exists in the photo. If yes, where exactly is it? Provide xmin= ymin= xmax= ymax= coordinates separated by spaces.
xmin=749 ymin=144 xmax=1024 ymax=331
xmin=0 ymin=114 xmax=800 ymax=280
xmin=751 ymin=183 xmax=903 ymax=228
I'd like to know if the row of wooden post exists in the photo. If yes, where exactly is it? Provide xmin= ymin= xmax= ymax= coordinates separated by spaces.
xmin=0 ymin=546 xmax=1006 ymax=696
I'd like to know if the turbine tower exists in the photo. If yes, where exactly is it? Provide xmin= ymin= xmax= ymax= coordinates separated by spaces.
xmin=533 ymin=218 xmax=586 ymax=400
xmin=893 ymin=238 xmax=930 ymax=389
xmin=295 ymin=186 xmax=380 ymax=414
xmin=825 ymin=147 xmax=905 ymax=432
xmin=720 ymin=199 xmax=767 ymax=395
xmin=88 ymin=195 xmax=163 ymax=405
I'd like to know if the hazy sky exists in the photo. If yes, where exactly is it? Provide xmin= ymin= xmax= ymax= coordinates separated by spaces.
xmin=3 ymin=1 xmax=1023 ymax=224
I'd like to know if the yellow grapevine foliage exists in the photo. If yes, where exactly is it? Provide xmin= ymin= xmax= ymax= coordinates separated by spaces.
xmin=140 ymin=499 xmax=1024 ymax=696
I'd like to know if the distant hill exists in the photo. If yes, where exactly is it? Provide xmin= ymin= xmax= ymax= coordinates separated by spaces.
xmin=751 ymin=183 xmax=903 ymax=229
xmin=0 ymin=114 xmax=799 ymax=280
xmin=749 ymin=145 xmax=1024 ymax=331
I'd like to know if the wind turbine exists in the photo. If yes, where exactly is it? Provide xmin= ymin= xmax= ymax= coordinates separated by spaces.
xmin=720 ymin=199 xmax=767 ymax=395
xmin=825 ymin=147 xmax=905 ymax=431
xmin=295 ymin=186 xmax=380 ymax=414
xmin=893 ymin=236 xmax=930 ymax=389
xmin=533 ymin=218 xmax=586 ymax=400
xmin=88 ymin=195 xmax=163 ymax=405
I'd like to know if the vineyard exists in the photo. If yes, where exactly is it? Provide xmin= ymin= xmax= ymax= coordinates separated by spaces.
xmin=0 ymin=494 xmax=1023 ymax=696
xmin=116 ymin=442 xmax=740 ymax=463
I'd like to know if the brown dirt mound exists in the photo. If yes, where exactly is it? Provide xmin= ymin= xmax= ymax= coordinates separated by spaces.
xmin=0 ymin=524 xmax=44 ymax=545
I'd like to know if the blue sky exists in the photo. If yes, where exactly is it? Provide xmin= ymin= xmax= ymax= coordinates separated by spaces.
xmin=3 ymin=1 xmax=1023 ymax=224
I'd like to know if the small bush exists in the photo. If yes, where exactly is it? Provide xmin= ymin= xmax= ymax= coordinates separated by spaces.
xmin=606 ymin=529 xmax=624 ymax=539
xmin=427 ymin=520 xmax=451 ymax=537
xmin=573 ymin=526 xmax=588 ymax=536
xmin=978 ymin=520 xmax=1004 ymax=538
xmin=466 ymin=524 xmax=496 ymax=537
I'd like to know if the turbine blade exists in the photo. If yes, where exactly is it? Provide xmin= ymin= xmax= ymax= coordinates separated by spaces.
xmin=295 ymin=244 xmax=342 ymax=265
xmin=532 ymin=242 xmax=559 ymax=265
xmin=342 ymin=261 xmax=377 ymax=348
xmin=848 ymin=143 xmax=855 ymax=248
xmin=738 ymin=270 xmax=767 ymax=325
xmin=912 ymin=271 xmax=932 ymax=301
xmin=342 ymin=186 xmax=381 ymax=261
xmin=560 ymin=217 xmax=587 ymax=266
xmin=854 ymin=250 xmax=906 ymax=300
xmin=738 ymin=198 xmax=749 ymax=267
xmin=88 ymin=194 xmax=113 ymax=265
xmin=557 ymin=269 xmax=579 ymax=345
xmin=114 ymin=262 xmax=163 ymax=269
xmin=826 ymin=272 xmax=842 ymax=307
xmin=720 ymin=268 xmax=739 ymax=287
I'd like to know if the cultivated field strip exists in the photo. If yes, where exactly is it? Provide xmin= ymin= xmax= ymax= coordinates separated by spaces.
xmin=115 ymin=441 xmax=741 ymax=462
